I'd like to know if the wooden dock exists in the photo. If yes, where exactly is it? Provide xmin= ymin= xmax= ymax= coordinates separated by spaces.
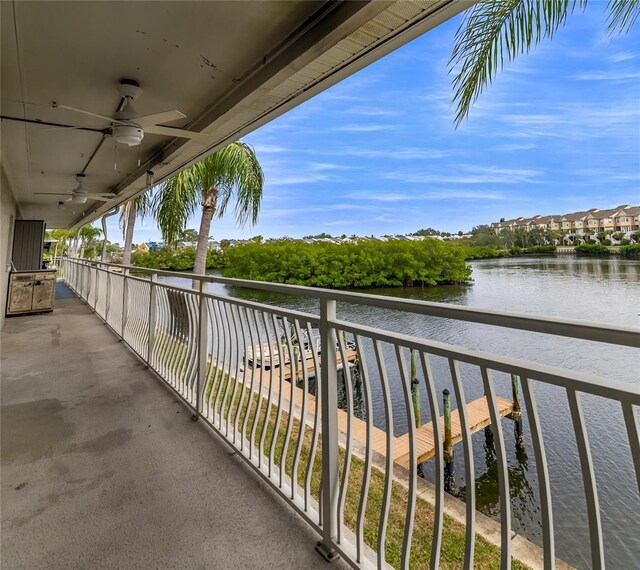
xmin=393 ymin=396 xmax=515 ymax=468
xmin=237 ymin=360 xmax=515 ymax=469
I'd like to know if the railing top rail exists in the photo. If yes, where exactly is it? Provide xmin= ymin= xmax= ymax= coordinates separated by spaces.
xmin=64 ymin=257 xmax=640 ymax=348
xmin=335 ymin=318 xmax=640 ymax=404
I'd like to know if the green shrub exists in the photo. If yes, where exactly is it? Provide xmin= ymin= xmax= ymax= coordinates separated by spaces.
xmin=620 ymin=243 xmax=640 ymax=260
xmin=224 ymin=239 xmax=472 ymax=288
xmin=602 ymin=239 xmax=612 ymax=246
xmin=131 ymin=246 xmax=227 ymax=271
xmin=524 ymin=245 xmax=556 ymax=254
xmin=460 ymin=245 xmax=510 ymax=259
xmin=575 ymin=243 xmax=610 ymax=256
xmin=587 ymin=239 xmax=597 ymax=245
xmin=620 ymin=239 xmax=631 ymax=246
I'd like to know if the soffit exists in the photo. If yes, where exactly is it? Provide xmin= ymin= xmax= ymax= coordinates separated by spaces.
xmin=0 ymin=0 xmax=466 ymax=229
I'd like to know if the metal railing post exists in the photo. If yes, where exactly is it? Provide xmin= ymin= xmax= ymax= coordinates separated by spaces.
xmin=92 ymin=264 xmax=99 ymax=313
xmin=316 ymin=298 xmax=340 ymax=562
xmin=194 ymin=279 xmax=207 ymax=421
xmin=105 ymin=269 xmax=111 ymax=324
xmin=121 ymin=268 xmax=129 ymax=340
xmin=84 ymin=263 xmax=91 ymax=307
xmin=147 ymin=273 xmax=157 ymax=366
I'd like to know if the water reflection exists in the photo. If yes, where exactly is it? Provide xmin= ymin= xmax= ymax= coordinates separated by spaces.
xmin=459 ymin=429 xmax=539 ymax=537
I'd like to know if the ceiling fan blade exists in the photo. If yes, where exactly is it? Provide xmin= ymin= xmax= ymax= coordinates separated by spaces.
xmin=34 ymin=192 xmax=72 ymax=196
xmin=54 ymin=103 xmax=127 ymax=126
xmin=136 ymin=110 xmax=186 ymax=128
xmin=144 ymin=124 xmax=212 ymax=143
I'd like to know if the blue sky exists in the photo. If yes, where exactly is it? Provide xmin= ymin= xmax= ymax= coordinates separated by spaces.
xmin=108 ymin=4 xmax=640 ymax=244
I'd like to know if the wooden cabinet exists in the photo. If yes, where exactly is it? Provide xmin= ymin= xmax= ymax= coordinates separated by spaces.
xmin=6 ymin=270 xmax=56 ymax=315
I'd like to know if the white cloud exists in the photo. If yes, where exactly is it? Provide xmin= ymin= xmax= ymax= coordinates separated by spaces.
xmin=266 ymin=173 xmax=332 ymax=185
xmin=570 ymin=71 xmax=640 ymax=81
xmin=491 ymin=143 xmax=537 ymax=151
xmin=344 ymin=107 xmax=402 ymax=117
xmin=608 ymin=52 xmax=639 ymax=63
xmin=252 ymin=143 xmax=288 ymax=154
xmin=339 ymin=147 xmax=449 ymax=160
xmin=347 ymin=189 xmax=508 ymax=202
xmin=382 ymin=165 xmax=543 ymax=185
xmin=331 ymin=124 xmax=394 ymax=132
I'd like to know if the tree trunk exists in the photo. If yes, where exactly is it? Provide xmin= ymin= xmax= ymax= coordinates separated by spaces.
xmin=80 ymin=243 xmax=85 ymax=259
xmin=192 ymin=188 xmax=217 ymax=289
xmin=122 ymin=204 xmax=136 ymax=266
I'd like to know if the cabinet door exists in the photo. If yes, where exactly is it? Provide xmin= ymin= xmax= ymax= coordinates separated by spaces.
xmin=32 ymin=279 xmax=55 ymax=310
xmin=8 ymin=280 xmax=34 ymax=313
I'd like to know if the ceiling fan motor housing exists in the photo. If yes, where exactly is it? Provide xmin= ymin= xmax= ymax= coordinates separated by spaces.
xmin=113 ymin=125 xmax=144 ymax=146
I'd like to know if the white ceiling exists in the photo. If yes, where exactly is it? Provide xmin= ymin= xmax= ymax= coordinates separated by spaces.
xmin=1 ymin=0 xmax=466 ymax=229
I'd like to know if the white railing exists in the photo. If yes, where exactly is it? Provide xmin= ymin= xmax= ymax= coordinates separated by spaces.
xmin=59 ymin=257 xmax=640 ymax=569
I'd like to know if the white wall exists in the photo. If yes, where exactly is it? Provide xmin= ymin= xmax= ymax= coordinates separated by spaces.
xmin=1 ymin=165 xmax=20 ymax=329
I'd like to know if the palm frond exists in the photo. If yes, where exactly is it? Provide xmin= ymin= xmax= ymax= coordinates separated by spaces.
xmin=190 ymin=141 xmax=263 ymax=225
xmin=119 ymin=191 xmax=152 ymax=239
xmin=449 ymin=0 xmax=586 ymax=127
xmin=153 ymin=172 xmax=199 ymax=247
xmin=153 ymin=140 xmax=264 ymax=247
xmin=607 ymin=0 xmax=640 ymax=34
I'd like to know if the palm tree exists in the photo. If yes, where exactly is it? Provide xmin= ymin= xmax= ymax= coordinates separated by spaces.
xmin=78 ymin=225 xmax=103 ymax=259
xmin=449 ymin=0 xmax=639 ymax=126
xmin=119 ymin=192 xmax=151 ymax=266
xmin=153 ymin=142 xmax=264 ymax=284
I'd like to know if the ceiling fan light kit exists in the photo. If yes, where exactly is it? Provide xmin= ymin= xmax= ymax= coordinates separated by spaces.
xmin=113 ymin=125 xmax=144 ymax=146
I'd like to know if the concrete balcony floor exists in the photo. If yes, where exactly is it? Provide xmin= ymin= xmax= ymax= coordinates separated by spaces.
xmin=1 ymin=283 xmax=346 ymax=569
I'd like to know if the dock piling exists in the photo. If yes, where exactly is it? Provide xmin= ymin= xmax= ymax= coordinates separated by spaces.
xmin=443 ymin=389 xmax=457 ymax=494
xmin=410 ymin=350 xmax=424 ymax=476
xmin=511 ymin=374 xmax=525 ymax=450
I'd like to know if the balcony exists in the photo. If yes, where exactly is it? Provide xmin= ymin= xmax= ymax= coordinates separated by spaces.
xmin=3 ymin=258 xmax=637 ymax=569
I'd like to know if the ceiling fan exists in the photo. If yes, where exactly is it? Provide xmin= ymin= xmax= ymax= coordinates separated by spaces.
xmin=34 ymin=175 xmax=114 ymax=204
xmin=52 ymin=79 xmax=211 ymax=147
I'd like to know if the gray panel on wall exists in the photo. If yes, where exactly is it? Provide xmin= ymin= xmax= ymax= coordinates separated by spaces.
xmin=11 ymin=220 xmax=45 ymax=271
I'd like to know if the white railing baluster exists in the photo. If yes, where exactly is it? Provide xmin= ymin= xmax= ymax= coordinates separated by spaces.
xmin=249 ymin=309 xmax=267 ymax=466
xmin=374 ymin=339 xmax=394 ymax=569
xmin=336 ymin=330 xmax=355 ymax=546
xmin=227 ymin=304 xmax=243 ymax=441
xmin=420 ymin=352 xmax=444 ymax=570
xmin=621 ymin=402 xmax=640 ymax=494
xmin=521 ymin=376 xmax=556 ymax=569
xmin=147 ymin=273 xmax=157 ymax=366
xmin=304 ymin=320 xmax=322 ymax=516
xmin=291 ymin=319 xmax=309 ymax=503
xmin=567 ymin=389 xmax=605 ymax=569
xmin=481 ymin=367 xmax=512 ymax=569
xmin=242 ymin=308 xmax=259 ymax=457
xmin=316 ymin=298 xmax=340 ymax=562
xmin=448 ymin=358 xmax=475 ymax=569
xmin=195 ymin=281 xmax=207 ymax=421
xmin=354 ymin=335 xmax=373 ymax=565
xmin=395 ymin=346 xmax=417 ymax=570
xmin=279 ymin=317 xmax=297 ymax=490
xmin=234 ymin=306 xmax=251 ymax=448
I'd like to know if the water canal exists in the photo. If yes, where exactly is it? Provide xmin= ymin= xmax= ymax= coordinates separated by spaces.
xmin=159 ymin=256 xmax=639 ymax=568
